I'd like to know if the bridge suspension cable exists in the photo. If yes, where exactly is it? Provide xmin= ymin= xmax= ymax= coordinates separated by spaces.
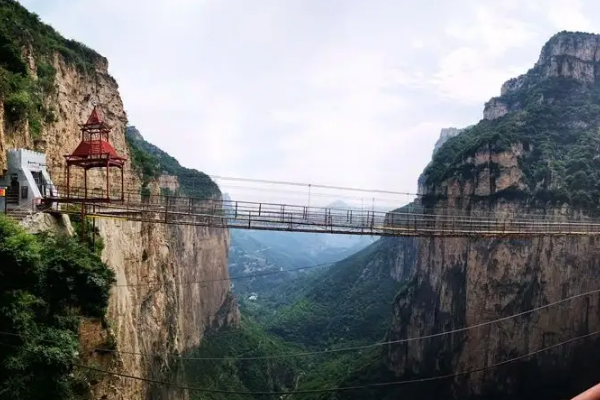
xmin=43 ymin=162 xmax=419 ymax=197
xmin=2 ymin=285 xmax=600 ymax=361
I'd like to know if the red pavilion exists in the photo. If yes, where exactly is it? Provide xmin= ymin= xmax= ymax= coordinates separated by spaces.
xmin=63 ymin=105 xmax=126 ymax=202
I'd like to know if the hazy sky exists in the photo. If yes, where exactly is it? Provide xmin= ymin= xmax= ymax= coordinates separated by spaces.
xmin=17 ymin=0 xmax=600 ymax=206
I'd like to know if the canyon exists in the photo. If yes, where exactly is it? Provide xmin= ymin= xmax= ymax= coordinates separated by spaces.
xmin=2 ymin=2 xmax=600 ymax=399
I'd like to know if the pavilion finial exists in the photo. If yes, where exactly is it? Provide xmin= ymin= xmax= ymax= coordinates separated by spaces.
xmin=85 ymin=104 xmax=102 ymax=126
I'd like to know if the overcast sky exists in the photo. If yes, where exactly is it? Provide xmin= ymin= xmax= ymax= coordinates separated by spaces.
xmin=17 ymin=0 xmax=600 ymax=206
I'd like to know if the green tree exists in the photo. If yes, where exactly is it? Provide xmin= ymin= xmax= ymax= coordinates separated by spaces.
xmin=0 ymin=215 xmax=115 ymax=400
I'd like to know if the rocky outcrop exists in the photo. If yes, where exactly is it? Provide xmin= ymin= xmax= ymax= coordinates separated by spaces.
xmin=0 ymin=27 xmax=238 ymax=400
xmin=19 ymin=212 xmax=75 ymax=236
xmin=535 ymin=31 xmax=600 ymax=82
xmin=483 ymin=98 xmax=510 ymax=120
xmin=380 ymin=31 xmax=600 ymax=400
xmin=433 ymin=128 xmax=463 ymax=154
xmin=484 ymin=31 xmax=600 ymax=121
xmin=417 ymin=127 xmax=464 ymax=194
xmin=158 ymin=174 xmax=179 ymax=193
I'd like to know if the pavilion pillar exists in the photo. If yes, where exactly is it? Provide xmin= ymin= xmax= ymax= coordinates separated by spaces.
xmin=106 ymin=161 xmax=110 ymax=200
xmin=121 ymin=167 xmax=124 ymax=202
xmin=66 ymin=165 xmax=71 ymax=198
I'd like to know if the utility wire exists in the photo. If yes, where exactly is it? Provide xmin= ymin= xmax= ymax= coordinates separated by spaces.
xmin=70 ymin=286 xmax=600 ymax=361
xmin=72 ymin=329 xmax=600 ymax=395
xmin=43 ymin=166 xmax=418 ymax=197
xmin=1 ymin=286 xmax=599 ymax=361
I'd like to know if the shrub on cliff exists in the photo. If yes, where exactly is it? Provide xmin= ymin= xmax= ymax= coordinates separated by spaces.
xmin=0 ymin=215 xmax=115 ymax=400
xmin=0 ymin=0 xmax=102 ymax=139
xmin=125 ymin=125 xmax=221 ymax=199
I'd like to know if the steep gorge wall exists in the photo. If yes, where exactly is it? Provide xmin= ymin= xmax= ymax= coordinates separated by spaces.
xmin=93 ymin=197 xmax=238 ymax=400
xmin=1 ymin=30 xmax=238 ymax=400
xmin=384 ymin=201 xmax=600 ymax=398
xmin=380 ymin=32 xmax=600 ymax=400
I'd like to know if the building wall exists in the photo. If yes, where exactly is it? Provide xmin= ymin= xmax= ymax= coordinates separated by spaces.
xmin=4 ymin=149 xmax=51 ymax=210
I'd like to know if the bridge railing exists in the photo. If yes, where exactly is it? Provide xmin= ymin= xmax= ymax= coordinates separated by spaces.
xmin=82 ymin=196 xmax=600 ymax=235
xmin=40 ymin=183 xmax=600 ymax=236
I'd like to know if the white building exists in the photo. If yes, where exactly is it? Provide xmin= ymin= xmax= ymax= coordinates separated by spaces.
xmin=0 ymin=149 xmax=57 ymax=212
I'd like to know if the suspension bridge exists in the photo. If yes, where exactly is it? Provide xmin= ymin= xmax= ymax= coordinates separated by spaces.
xmin=31 ymin=181 xmax=600 ymax=238
xmin=6 ymin=105 xmax=591 ymax=238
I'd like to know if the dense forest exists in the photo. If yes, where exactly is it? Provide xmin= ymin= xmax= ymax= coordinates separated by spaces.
xmin=177 ymin=235 xmax=414 ymax=399
xmin=0 ymin=215 xmax=115 ymax=400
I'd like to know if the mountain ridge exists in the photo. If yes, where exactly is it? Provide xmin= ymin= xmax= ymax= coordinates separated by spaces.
xmin=348 ymin=30 xmax=600 ymax=400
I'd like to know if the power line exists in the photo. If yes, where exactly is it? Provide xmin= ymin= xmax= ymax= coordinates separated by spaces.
xmin=44 ymin=165 xmax=418 ymax=197
xmin=211 ymin=175 xmax=416 ymax=196
xmin=73 ymin=329 xmax=600 ymax=395
xmin=67 ymin=286 xmax=600 ymax=361
xmin=1 ymin=286 xmax=599 ymax=361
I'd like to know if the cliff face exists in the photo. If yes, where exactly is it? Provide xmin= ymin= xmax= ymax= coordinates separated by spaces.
xmin=94 ymin=185 xmax=238 ymax=400
xmin=484 ymin=30 xmax=600 ymax=121
xmin=53 ymin=59 xmax=238 ymax=400
xmin=0 ymin=4 xmax=238 ymax=399
xmin=381 ymin=31 xmax=600 ymax=400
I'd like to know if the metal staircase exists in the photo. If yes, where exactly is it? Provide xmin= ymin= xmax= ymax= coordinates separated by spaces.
xmin=5 ymin=187 xmax=18 ymax=205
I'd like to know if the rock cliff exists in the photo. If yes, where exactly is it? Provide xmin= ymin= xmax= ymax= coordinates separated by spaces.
xmin=93 ymin=186 xmax=238 ymax=400
xmin=56 ymin=59 xmax=238 ymax=400
xmin=377 ymin=31 xmax=600 ymax=400
xmin=484 ymin=30 xmax=600 ymax=121
xmin=0 ymin=3 xmax=238 ymax=399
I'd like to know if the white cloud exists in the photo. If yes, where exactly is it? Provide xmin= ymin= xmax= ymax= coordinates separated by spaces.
xmin=16 ymin=0 xmax=600 ymax=205
xmin=542 ymin=0 xmax=594 ymax=31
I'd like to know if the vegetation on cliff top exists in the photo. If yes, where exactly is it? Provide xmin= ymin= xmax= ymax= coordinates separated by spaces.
xmin=126 ymin=125 xmax=221 ymax=199
xmin=423 ymin=43 xmax=600 ymax=209
xmin=0 ymin=0 xmax=102 ymax=138
xmin=0 ymin=215 xmax=115 ymax=400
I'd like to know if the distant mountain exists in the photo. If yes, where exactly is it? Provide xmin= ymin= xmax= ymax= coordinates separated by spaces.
xmin=326 ymin=200 xmax=351 ymax=209
xmin=228 ymin=228 xmax=377 ymax=295
xmin=226 ymin=194 xmax=380 ymax=307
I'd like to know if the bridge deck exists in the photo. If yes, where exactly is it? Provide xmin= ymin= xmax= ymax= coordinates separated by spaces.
xmin=42 ymin=189 xmax=600 ymax=237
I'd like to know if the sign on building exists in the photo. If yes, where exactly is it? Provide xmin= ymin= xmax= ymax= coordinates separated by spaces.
xmin=0 ymin=187 xmax=5 ymax=197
